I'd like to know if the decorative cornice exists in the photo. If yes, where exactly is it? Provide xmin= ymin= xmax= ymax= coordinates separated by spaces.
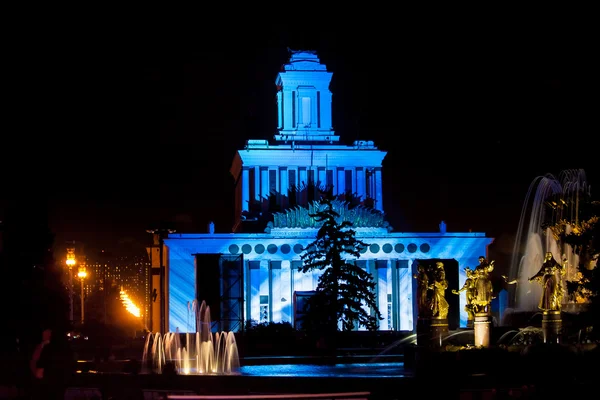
xmin=279 ymin=77 xmax=332 ymax=87
xmin=237 ymin=148 xmax=387 ymax=167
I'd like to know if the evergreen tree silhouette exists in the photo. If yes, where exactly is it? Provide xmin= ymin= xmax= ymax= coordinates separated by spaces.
xmin=298 ymin=196 xmax=382 ymax=349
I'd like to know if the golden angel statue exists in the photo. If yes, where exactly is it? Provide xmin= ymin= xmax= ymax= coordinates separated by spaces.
xmin=529 ymin=251 xmax=566 ymax=312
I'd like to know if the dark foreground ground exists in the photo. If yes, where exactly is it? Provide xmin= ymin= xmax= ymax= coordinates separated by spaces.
xmin=2 ymin=324 xmax=599 ymax=399
xmin=2 ymin=342 xmax=599 ymax=400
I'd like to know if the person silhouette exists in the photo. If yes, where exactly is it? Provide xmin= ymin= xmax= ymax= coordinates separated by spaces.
xmin=29 ymin=328 xmax=51 ymax=380
xmin=30 ymin=327 xmax=75 ymax=400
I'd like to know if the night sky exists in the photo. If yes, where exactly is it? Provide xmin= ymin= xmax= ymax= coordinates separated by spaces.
xmin=2 ymin=20 xmax=598 ymax=273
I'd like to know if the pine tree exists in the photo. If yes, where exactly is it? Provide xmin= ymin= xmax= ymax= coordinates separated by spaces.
xmin=299 ymin=197 xmax=382 ymax=334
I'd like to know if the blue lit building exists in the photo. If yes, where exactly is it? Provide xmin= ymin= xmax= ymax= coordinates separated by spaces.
xmin=152 ymin=50 xmax=493 ymax=334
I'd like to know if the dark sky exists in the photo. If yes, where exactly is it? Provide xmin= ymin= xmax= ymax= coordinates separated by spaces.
xmin=2 ymin=19 xmax=598 ymax=267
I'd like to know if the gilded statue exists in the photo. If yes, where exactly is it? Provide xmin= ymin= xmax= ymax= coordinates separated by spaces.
xmin=471 ymin=256 xmax=495 ymax=314
xmin=528 ymin=251 xmax=566 ymax=312
xmin=414 ymin=264 xmax=430 ymax=318
xmin=414 ymin=261 xmax=449 ymax=319
xmin=429 ymin=262 xmax=449 ymax=320
xmin=452 ymin=267 xmax=476 ymax=322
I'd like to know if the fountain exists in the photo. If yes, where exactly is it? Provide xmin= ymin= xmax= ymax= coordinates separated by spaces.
xmin=142 ymin=300 xmax=240 ymax=375
xmin=508 ymin=169 xmax=591 ymax=312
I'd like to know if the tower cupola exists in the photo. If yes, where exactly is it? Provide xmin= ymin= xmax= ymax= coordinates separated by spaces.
xmin=274 ymin=50 xmax=338 ymax=143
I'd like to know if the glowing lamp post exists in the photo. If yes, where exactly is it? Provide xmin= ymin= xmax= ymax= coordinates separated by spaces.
xmin=77 ymin=266 xmax=87 ymax=324
xmin=66 ymin=248 xmax=76 ymax=323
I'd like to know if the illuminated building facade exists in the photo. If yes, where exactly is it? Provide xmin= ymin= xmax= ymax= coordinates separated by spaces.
xmin=157 ymin=51 xmax=493 ymax=334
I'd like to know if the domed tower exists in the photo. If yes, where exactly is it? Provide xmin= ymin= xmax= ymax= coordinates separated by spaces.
xmin=231 ymin=50 xmax=386 ymax=232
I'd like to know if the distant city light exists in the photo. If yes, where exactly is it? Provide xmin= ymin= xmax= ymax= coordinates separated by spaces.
xmin=120 ymin=289 xmax=141 ymax=318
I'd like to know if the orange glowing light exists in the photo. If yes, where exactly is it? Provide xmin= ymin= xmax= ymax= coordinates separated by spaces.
xmin=120 ymin=289 xmax=141 ymax=318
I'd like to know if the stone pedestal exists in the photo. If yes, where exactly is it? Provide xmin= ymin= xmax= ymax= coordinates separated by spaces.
xmin=542 ymin=310 xmax=562 ymax=344
xmin=430 ymin=318 xmax=449 ymax=347
xmin=474 ymin=312 xmax=491 ymax=348
xmin=417 ymin=318 xmax=448 ymax=348
xmin=416 ymin=318 xmax=430 ymax=347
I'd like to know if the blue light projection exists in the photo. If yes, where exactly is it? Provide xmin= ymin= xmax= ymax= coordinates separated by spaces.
xmin=164 ymin=242 xmax=196 ymax=333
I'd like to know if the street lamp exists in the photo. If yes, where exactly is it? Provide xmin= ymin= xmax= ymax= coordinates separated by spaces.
xmin=66 ymin=247 xmax=76 ymax=323
xmin=77 ymin=266 xmax=87 ymax=324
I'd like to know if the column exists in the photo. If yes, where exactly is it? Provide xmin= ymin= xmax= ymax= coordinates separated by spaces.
xmin=299 ymin=168 xmax=308 ymax=204
xmin=283 ymin=89 xmax=294 ymax=131
xmin=391 ymin=260 xmax=399 ymax=331
xmin=332 ymin=167 xmax=338 ymax=195
xmin=254 ymin=167 xmax=261 ymax=202
xmin=242 ymin=167 xmax=250 ymax=212
xmin=291 ymin=260 xmax=304 ymax=290
xmin=299 ymin=168 xmax=307 ymax=187
xmin=318 ymin=167 xmax=326 ymax=187
xmin=397 ymin=260 xmax=412 ymax=331
xmin=276 ymin=90 xmax=283 ymax=129
xmin=280 ymin=167 xmax=288 ymax=198
xmin=260 ymin=259 xmax=270 ymax=323
xmin=289 ymin=167 xmax=298 ymax=204
xmin=269 ymin=260 xmax=282 ymax=323
xmin=376 ymin=260 xmax=388 ymax=330
xmin=336 ymin=168 xmax=345 ymax=196
xmin=356 ymin=167 xmax=365 ymax=200
xmin=272 ymin=167 xmax=279 ymax=195
xmin=249 ymin=260 xmax=260 ymax=322
xmin=280 ymin=260 xmax=293 ymax=323
xmin=375 ymin=168 xmax=383 ymax=212
xmin=260 ymin=168 xmax=268 ymax=201
xmin=321 ymin=90 xmax=332 ymax=129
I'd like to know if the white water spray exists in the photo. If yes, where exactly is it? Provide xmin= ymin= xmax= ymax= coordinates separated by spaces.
xmin=509 ymin=169 xmax=590 ymax=311
xmin=142 ymin=300 xmax=240 ymax=375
